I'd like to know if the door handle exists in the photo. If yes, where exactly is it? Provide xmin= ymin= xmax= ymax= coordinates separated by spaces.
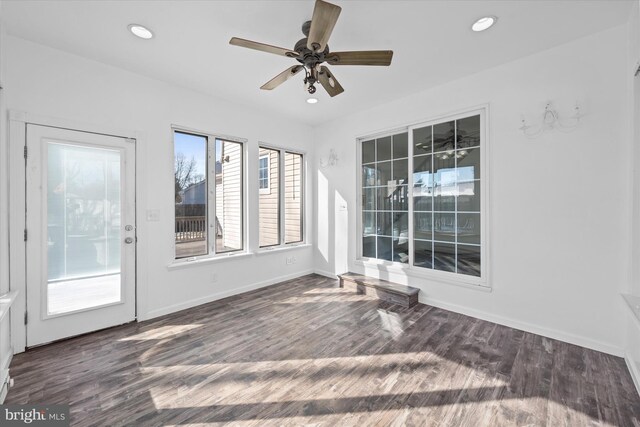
xmin=124 ymin=237 xmax=134 ymax=244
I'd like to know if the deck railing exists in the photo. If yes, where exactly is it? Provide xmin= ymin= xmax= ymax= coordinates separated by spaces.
xmin=175 ymin=216 xmax=206 ymax=243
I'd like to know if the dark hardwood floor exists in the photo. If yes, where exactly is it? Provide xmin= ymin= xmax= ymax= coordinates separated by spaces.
xmin=5 ymin=274 xmax=640 ymax=426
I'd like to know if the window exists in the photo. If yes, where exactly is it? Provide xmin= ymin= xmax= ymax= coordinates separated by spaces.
xmin=215 ymin=138 xmax=244 ymax=253
xmin=174 ymin=129 xmax=244 ymax=259
xmin=174 ymin=132 xmax=208 ymax=258
xmin=359 ymin=110 xmax=484 ymax=280
xmin=259 ymin=155 xmax=270 ymax=194
xmin=361 ymin=133 xmax=409 ymax=263
xmin=259 ymin=146 xmax=304 ymax=248
xmin=285 ymin=152 xmax=303 ymax=244
xmin=258 ymin=148 xmax=280 ymax=247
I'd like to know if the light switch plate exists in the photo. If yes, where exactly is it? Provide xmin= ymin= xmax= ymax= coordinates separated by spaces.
xmin=146 ymin=209 xmax=160 ymax=222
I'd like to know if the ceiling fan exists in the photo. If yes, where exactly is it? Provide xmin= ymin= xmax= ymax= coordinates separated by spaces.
xmin=229 ymin=0 xmax=393 ymax=97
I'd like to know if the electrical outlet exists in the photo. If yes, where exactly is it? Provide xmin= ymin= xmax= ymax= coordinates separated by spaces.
xmin=291 ymin=256 xmax=297 ymax=264
xmin=286 ymin=257 xmax=292 ymax=265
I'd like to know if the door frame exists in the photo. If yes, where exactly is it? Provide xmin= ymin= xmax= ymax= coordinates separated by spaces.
xmin=8 ymin=111 xmax=148 ymax=353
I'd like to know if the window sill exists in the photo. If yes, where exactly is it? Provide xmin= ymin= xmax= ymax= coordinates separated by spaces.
xmin=0 ymin=290 xmax=18 ymax=323
xmin=354 ymin=258 xmax=491 ymax=292
xmin=254 ymin=243 xmax=311 ymax=256
xmin=167 ymin=251 xmax=253 ymax=270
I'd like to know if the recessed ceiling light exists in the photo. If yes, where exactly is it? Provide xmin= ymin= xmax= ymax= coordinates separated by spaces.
xmin=128 ymin=24 xmax=154 ymax=40
xmin=306 ymin=98 xmax=318 ymax=104
xmin=471 ymin=16 xmax=497 ymax=32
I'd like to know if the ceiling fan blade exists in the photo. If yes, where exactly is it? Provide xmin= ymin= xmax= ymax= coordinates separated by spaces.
xmin=307 ymin=0 xmax=342 ymax=52
xmin=260 ymin=65 xmax=304 ymax=90
xmin=326 ymin=50 xmax=393 ymax=66
xmin=318 ymin=66 xmax=344 ymax=97
xmin=229 ymin=37 xmax=298 ymax=58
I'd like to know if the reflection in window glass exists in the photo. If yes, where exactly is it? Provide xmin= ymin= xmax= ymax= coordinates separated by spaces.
xmin=456 ymin=115 xmax=480 ymax=149
xmin=259 ymin=147 xmax=280 ymax=247
xmin=377 ymin=136 xmax=392 ymax=161
xmin=215 ymin=139 xmax=243 ymax=253
xmin=362 ymin=140 xmax=376 ymax=164
xmin=410 ymin=114 xmax=481 ymax=277
xmin=361 ymin=132 xmax=409 ymax=263
xmin=174 ymin=132 xmax=208 ymax=258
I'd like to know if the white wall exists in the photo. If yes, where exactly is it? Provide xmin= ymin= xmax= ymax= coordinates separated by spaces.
xmin=3 ymin=35 xmax=315 ymax=351
xmin=626 ymin=0 xmax=640 ymax=392
xmin=314 ymin=25 xmax=630 ymax=356
xmin=0 ymin=0 xmax=14 ymax=402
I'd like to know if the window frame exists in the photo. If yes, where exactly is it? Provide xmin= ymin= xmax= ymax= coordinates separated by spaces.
xmin=284 ymin=151 xmax=304 ymax=245
xmin=258 ymin=154 xmax=270 ymax=195
xmin=172 ymin=126 xmax=247 ymax=262
xmin=258 ymin=144 xmax=306 ymax=249
xmin=355 ymin=106 xmax=489 ymax=288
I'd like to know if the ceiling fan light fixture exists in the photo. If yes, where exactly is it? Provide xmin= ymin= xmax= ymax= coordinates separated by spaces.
xmin=306 ymin=97 xmax=319 ymax=104
xmin=128 ymin=24 xmax=154 ymax=40
xmin=471 ymin=16 xmax=497 ymax=32
xmin=229 ymin=0 xmax=393 ymax=98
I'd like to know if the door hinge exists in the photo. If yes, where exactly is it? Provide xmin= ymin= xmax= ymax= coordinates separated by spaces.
xmin=23 ymin=229 xmax=27 ymax=242
xmin=23 ymin=146 xmax=27 ymax=159
xmin=24 ymin=311 xmax=27 ymax=325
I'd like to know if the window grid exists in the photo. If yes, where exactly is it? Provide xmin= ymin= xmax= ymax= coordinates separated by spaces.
xmin=361 ymin=112 xmax=482 ymax=278
xmin=361 ymin=134 xmax=409 ymax=263
xmin=259 ymin=155 xmax=269 ymax=193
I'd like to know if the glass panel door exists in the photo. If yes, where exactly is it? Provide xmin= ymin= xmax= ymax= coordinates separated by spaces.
xmin=26 ymin=124 xmax=136 ymax=347
xmin=47 ymin=143 xmax=122 ymax=315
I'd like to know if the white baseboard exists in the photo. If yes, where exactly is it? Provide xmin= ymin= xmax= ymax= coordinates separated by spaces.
xmin=313 ymin=269 xmax=339 ymax=279
xmin=141 ymin=269 xmax=314 ymax=321
xmin=420 ymin=295 xmax=623 ymax=357
xmin=626 ymin=351 xmax=640 ymax=397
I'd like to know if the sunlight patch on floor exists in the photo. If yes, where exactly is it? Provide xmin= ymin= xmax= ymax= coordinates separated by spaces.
xmin=377 ymin=309 xmax=404 ymax=340
xmin=143 ymin=351 xmax=510 ymax=409
xmin=278 ymin=294 xmax=375 ymax=304
xmin=159 ymin=408 xmax=421 ymax=426
xmin=119 ymin=324 xmax=203 ymax=341
xmin=545 ymin=399 xmax=612 ymax=426
xmin=139 ymin=351 xmax=444 ymax=373
xmin=302 ymin=288 xmax=346 ymax=295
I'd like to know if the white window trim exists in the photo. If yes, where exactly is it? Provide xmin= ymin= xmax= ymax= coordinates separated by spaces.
xmin=258 ymin=154 xmax=270 ymax=195
xmin=258 ymin=144 xmax=306 ymax=250
xmin=171 ymin=126 xmax=248 ymax=263
xmin=355 ymin=105 xmax=490 ymax=289
xmin=168 ymin=251 xmax=253 ymax=270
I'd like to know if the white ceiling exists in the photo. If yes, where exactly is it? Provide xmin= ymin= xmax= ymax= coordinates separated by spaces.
xmin=2 ymin=0 xmax=633 ymax=126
